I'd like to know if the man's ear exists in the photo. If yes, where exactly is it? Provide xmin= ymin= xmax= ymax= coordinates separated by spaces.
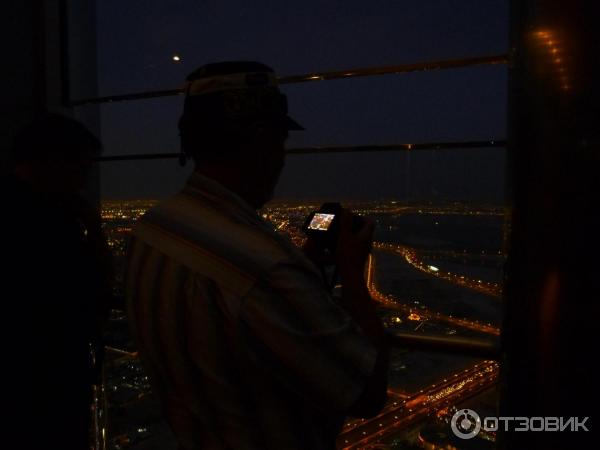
xmin=247 ymin=121 xmax=270 ymax=141
xmin=246 ymin=122 xmax=273 ymax=156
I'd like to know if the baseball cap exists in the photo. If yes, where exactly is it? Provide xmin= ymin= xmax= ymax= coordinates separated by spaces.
xmin=181 ymin=61 xmax=304 ymax=130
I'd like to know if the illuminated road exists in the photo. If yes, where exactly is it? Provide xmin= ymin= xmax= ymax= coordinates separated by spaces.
xmin=342 ymin=250 xmax=501 ymax=448
xmin=366 ymin=253 xmax=500 ymax=336
xmin=374 ymin=242 xmax=502 ymax=298
xmin=337 ymin=361 xmax=499 ymax=449
xmin=342 ymin=389 xmax=410 ymax=432
xmin=352 ymin=205 xmax=504 ymax=217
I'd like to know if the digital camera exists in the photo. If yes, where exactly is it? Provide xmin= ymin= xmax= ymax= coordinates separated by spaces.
xmin=302 ymin=202 xmax=365 ymax=252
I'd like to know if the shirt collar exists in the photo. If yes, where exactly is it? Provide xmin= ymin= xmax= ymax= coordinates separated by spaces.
xmin=182 ymin=172 xmax=321 ymax=275
xmin=183 ymin=172 xmax=272 ymax=229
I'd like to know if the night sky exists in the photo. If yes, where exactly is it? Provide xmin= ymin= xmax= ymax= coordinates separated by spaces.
xmin=90 ymin=0 xmax=508 ymax=202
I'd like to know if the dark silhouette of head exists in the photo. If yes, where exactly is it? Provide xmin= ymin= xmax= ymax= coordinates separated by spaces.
xmin=11 ymin=113 xmax=102 ymax=195
xmin=178 ymin=61 xmax=303 ymax=208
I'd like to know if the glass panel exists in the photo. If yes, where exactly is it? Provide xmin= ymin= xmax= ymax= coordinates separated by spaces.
xmin=93 ymin=3 xmax=508 ymax=447
xmin=95 ymin=97 xmax=183 ymax=158
xmin=277 ymin=147 xmax=506 ymax=203
xmin=95 ymin=0 xmax=508 ymax=97
xmin=94 ymin=65 xmax=506 ymax=157
xmin=99 ymin=158 xmax=192 ymax=200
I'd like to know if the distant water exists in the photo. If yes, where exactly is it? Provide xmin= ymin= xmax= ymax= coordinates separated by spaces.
xmin=373 ymin=213 xmax=504 ymax=252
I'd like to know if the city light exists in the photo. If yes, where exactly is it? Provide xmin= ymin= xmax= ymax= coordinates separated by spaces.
xmin=408 ymin=313 xmax=422 ymax=321
xmin=102 ymin=198 xmax=504 ymax=448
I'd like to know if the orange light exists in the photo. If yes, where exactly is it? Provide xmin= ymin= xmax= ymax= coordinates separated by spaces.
xmin=408 ymin=313 xmax=422 ymax=321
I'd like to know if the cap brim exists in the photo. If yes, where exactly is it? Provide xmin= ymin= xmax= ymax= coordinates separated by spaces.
xmin=283 ymin=115 xmax=305 ymax=130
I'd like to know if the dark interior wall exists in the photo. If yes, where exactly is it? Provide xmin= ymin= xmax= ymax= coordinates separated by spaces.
xmin=503 ymin=1 xmax=599 ymax=448
xmin=0 ymin=1 xmax=45 ymax=172
xmin=0 ymin=0 xmax=100 ymax=199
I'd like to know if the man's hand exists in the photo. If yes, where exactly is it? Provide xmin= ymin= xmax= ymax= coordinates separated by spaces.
xmin=334 ymin=209 xmax=388 ymax=418
xmin=336 ymin=209 xmax=375 ymax=278
xmin=302 ymin=236 xmax=336 ymax=267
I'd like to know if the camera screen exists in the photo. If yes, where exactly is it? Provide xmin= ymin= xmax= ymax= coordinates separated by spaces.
xmin=308 ymin=213 xmax=336 ymax=231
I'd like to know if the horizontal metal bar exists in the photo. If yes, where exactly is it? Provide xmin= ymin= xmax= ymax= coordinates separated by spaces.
xmin=286 ymin=140 xmax=506 ymax=155
xmin=71 ymin=54 xmax=508 ymax=106
xmin=278 ymin=54 xmax=509 ymax=84
xmin=102 ymin=334 xmax=499 ymax=361
xmin=104 ymin=346 xmax=138 ymax=358
xmin=387 ymin=331 xmax=501 ymax=359
xmin=97 ymin=152 xmax=180 ymax=162
xmin=72 ymin=88 xmax=184 ymax=106
xmin=95 ymin=139 xmax=506 ymax=162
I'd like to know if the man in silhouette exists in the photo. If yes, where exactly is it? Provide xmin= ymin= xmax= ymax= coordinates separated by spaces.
xmin=2 ymin=113 xmax=110 ymax=449
xmin=127 ymin=61 xmax=389 ymax=449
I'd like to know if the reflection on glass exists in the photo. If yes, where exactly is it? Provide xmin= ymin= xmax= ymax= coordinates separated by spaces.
xmin=531 ymin=29 xmax=571 ymax=92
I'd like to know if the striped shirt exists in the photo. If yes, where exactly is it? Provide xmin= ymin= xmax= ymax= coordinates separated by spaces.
xmin=126 ymin=173 xmax=378 ymax=450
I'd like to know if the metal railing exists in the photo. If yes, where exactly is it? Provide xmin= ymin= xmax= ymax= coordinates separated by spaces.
xmin=80 ymin=54 xmax=508 ymax=163
xmin=95 ymin=139 xmax=506 ymax=162
xmin=388 ymin=332 xmax=500 ymax=359
xmin=71 ymin=54 xmax=508 ymax=106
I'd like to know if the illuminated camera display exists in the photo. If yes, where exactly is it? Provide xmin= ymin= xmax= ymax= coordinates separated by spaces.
xmin=307 ymin=213 xmax=336 ymax=231
xmin=302 ymin=202 xmax=365 ymax=252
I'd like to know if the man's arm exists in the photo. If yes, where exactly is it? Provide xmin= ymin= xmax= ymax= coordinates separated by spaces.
xmin=336 ymin=211 xmax=390 ymax=418
xmin=239 ymin=209 xmax=387 ymax=417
